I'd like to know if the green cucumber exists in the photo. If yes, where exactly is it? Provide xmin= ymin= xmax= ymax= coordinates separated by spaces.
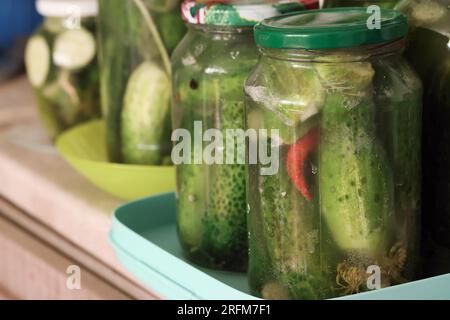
xmin=53 ymin=28 xmax=96 ymax=71
xmin=99 ymin=0 xmax=183 ymax=163
xmin=316 ymin=61 xmax=394 ymax=254
xmin=374 ymin=60 xmax=422 ymax=218
xmin=177 ymin=164 xmax=206 ymax=251
xmin=258 ymin=145 xmax=330 ymax=299
xmin=203 ymin=97 xmax=247 ymax=270
xmin=260 ymin=164 xmax=312 ymax=270
xmin=175 ymin=70 xmax=250 ymax=270
xmin=373 ymin=59 xmax=423 ymax=277
xmin=203 ymin=163 xmax=247 ymax=267
xmin=25 ymin=36 xmax=51 ymax=88
xmin=319 ymin=91 xmax=393 ymax=253
xmin=98 ymin=0 xmax=135 ymax=162
xmin=205 ymin=103 xmax=246 ymax=261
xmin=121 ymin=61 xmax=171 ymax=165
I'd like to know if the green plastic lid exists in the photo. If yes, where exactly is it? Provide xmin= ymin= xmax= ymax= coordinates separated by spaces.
xmin=181 ymin=0 xmax=319 ymax=27
xmin=255 ymin=7 xmax=409 ymax=49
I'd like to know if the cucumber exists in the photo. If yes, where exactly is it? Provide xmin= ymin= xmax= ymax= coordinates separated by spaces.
xmin=373 ymin=60 xmax=422 ymax=215
xmin=315 ymin=61 xmax=394 ymax=253
xmin=98 ymin=0 xmax=136 ymax=162
xmin=318 ymin=91 xmax=393 ymax=253
xmin=53 ymin=28 xmax=96 ymax=71
xmin=25 ymin=36 xmax=51 ymax=88
xmin=202 ymin=163 xmax=247 ymax=268
xmin=263 ymin=60 xmax=325 ymax=124
xmin=121 ymin=61 xmax=171 ymax=165
xmin=257 ymin=145 xmax=330 ymax=299
xmin=99 ymin=0 xmax=182 ymax=163
xmin=174 ymin=66 xmax=252 ymax=270
xmin=373 ymin=59 xmax=422 ymax=278
xmin=177 ymin=164 xmax=206 ymax=251
xmin=201 ymin=96 xmax=248 ymax=270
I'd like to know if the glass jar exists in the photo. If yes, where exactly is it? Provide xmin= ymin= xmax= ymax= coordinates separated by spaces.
xmin=245 ymin=8 xmax=422 ymax=299
xmin=171 ymin=0 xmax=315 ymax=271
xmin=323 ymin=0 xmax=400 ymax=8
xmin=98 ymin=0 xmax=185 ymax=164
xmin=25 ymin=0 xmax=100 ymax=141
xmin=398 ymin=0 xmax=450 ymax=270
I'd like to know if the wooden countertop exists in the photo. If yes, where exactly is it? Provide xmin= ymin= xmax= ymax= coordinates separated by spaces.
xmin=0 ymin=76 xmax=158 ymax=299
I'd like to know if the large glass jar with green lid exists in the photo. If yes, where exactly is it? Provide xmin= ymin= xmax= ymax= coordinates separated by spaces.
xmin=172 ymin=0 xmax=317 ymax=271
xmin=245 ymin=8 xmax=422 ymax=299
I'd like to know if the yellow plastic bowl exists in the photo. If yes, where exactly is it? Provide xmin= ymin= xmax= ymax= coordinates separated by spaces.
xmin=56 ymin=120 xmax=176 ymax=200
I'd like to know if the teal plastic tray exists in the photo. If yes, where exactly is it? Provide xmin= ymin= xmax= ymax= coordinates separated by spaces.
xmin=109 ymin=193 xmax=450 ymax=300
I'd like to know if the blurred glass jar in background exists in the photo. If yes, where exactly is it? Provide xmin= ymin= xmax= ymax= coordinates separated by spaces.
xmin=398 ymin=0 xmax=450 ymax=274
xmin=98 ymin=0 xmax=186 ymax=165
xmin=25 ymin=0 xmax=100 ymax=141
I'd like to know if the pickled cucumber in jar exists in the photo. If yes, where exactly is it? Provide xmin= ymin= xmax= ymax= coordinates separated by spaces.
xmin=172 ymin=1 xmax=315 ymax=271
xmin=98 ymin=0 xmax=186 ymax=164
xmin=245 ymin=8 xmax=422 ymax=299
xmin=25 ymin=0 xmax=100 ymax=140
xmin=172 ymin=1 xmax=262 ymax=272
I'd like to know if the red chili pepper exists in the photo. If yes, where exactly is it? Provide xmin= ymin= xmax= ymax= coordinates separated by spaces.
xmin=287 ymin=127 xmax=320 ymax=201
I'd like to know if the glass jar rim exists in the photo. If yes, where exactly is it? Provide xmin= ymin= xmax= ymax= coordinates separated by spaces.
xmin=259 ymin=38 xmax=406 ymax=62
xmin=187 ymin=23 xmax=255 ymax=34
